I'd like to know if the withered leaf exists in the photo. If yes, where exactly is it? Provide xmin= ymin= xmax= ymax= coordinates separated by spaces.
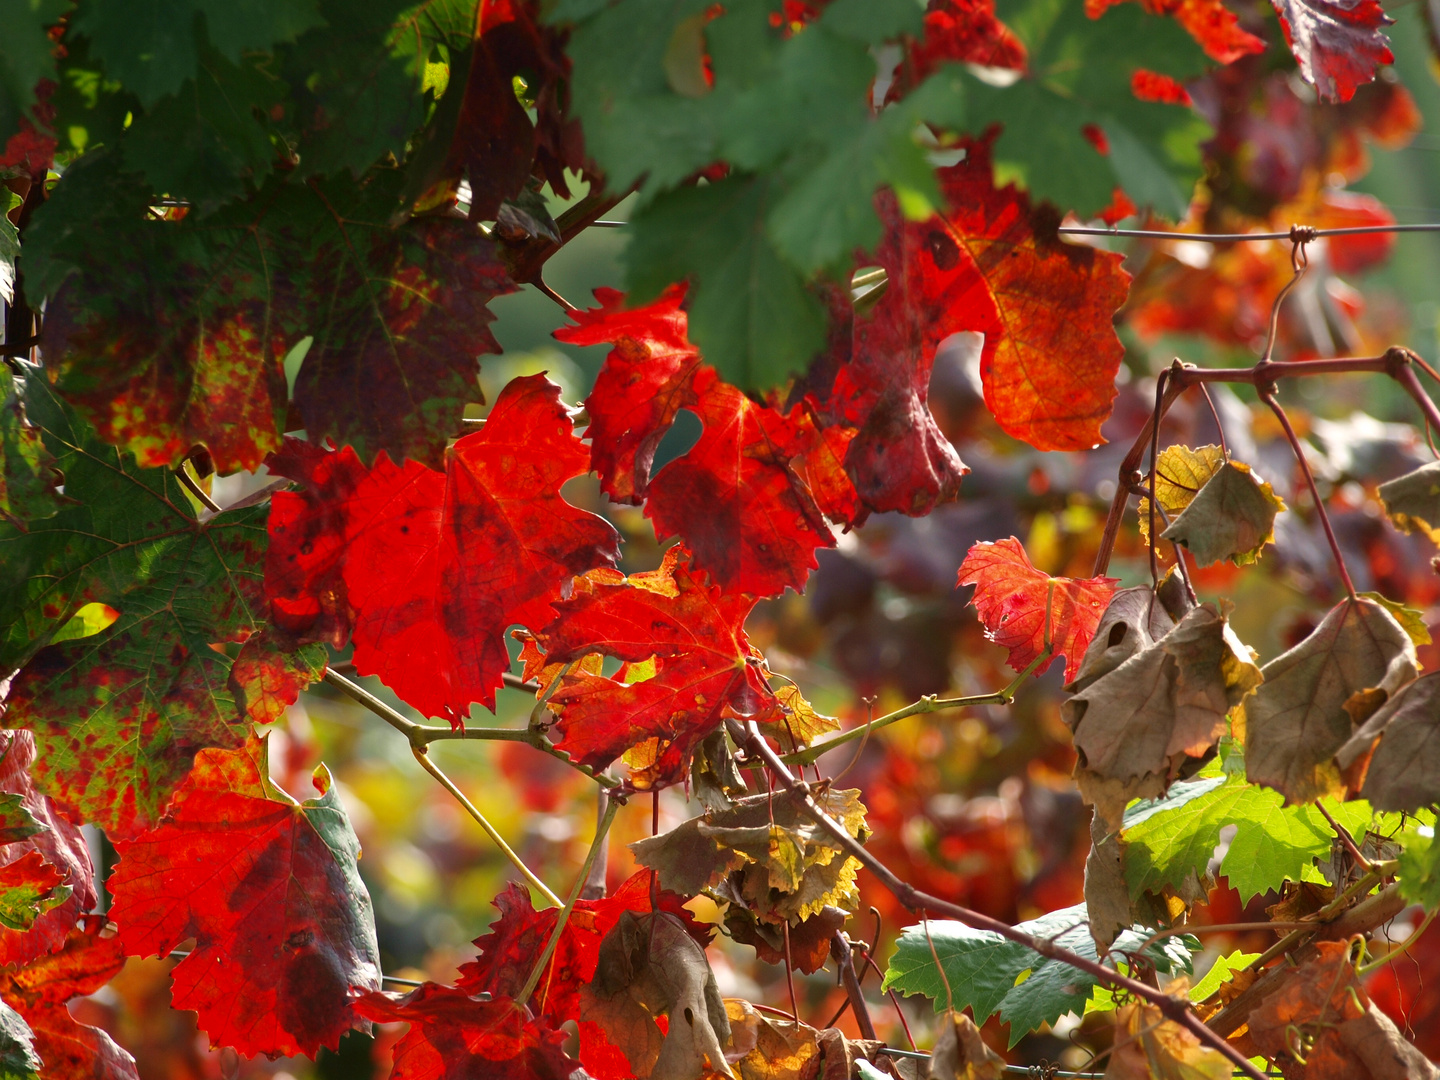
xmin=632 ymin=788 xmax=868 ymax=923
xmin=1244 ymin=596 xmax=1417 ymax=804
xmin=724 ymin=999 xmax=885 ymax=1080
xmin=1337 ymin=1000 xmax=1440 ymax=1080
xmin=1137 ymin=444 xmax=1225 ymax=546
xmin=723 ymin=906 xmax=847 ymax=975
xmin=1378 ymin=461 xmax=1440 ymax=545
xmin=1337 ymin=670 xmax=1440 ymax=811
xmin=928 ymin=1011 xmax=1004 ymax=1080
xmin=1103 ymin=977 xmax=1228 ymax=1080
xmin=582 ymin=911 xmax=733 ymax=1080
xmin=1159 ymin=460 xmax=1285 ymax=566
xmin=1065 ymin=586 xmax=1176 ymax=693
xmin=1065 ymin=602 xmax=1260 ymax=825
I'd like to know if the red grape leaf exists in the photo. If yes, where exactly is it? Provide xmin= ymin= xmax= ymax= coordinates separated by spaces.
xmin=558 ymin=285 xmax=700 ymax=505
xmin=0 ymin=922 xmax=137 ymax=1080
xmin=956 ymin=537 xmax=1118 ymax=683
xmin=890 ymin=0 xmax=1026 ymax=100
xmin=354 ymin=986 xmax=575 ymax=1080
xmin=107 ymin=736 xmax=382 ymax=1058
xmin=227 ymin=629 xmax=329 ymax=726
xmin=0 ymin=732 xmax=94 ymax=969
xmin=534 ymin=547 xmax=777 ymax=784
xmin=265 ymin=373 xmax=619 ymax=725
xmin=0 ymin=374 xmax=267 ymax=841
xmin=0 ymin=853 xmax=67 ymax=935
xmin=455 ymin=872 xmax=707 ymax=1080
xmin=646 ymin=372 xmax=836 ymax=598
xmin=1269 ymin=0 xmax=1392 ymax=103
xmin=1086 ymin=0 xmax=1265 ymax=63
xmin=930 ymin=139 xmax=1130 ymax=452
xmin=561 ymin=288 xmax=841 ymax=596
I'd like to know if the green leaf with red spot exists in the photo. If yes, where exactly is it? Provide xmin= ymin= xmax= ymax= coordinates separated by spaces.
xmin=24 ymin=153 xmax=516 ymax=474
xmin=107 ymin=736 xmax=381 ymax=1059
xmin=0 ymin=370 xmax=267 ymax=840
xmin=228 ymin=629 xmax=330 ymax=725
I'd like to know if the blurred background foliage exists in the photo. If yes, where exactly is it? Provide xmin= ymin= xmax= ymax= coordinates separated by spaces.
xmin=54 ymin=0 xmax=1440 ymax=1074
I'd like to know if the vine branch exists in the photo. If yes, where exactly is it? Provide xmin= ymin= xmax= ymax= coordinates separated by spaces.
xmin=727 ymin=720 xmax=1268 ymax=1080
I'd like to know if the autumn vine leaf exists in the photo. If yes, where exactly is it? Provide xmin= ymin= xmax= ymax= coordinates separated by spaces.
xmin=0 ymin=922 xmax=137 ymax=1080
xmin=1160 ymin=459 xmax=1285 ymax=566
xmin=107 ymin=737 xmax=382 ymax=1058
xmin=1087 ymin=0 xmax=1264 ymax=64
xmin=265 ymin=373 xmax=620 ymax=724
xmin=1378 ymin=461 xmax=1440 ymax=545
xmin=957 ymin=537 xmax=1118 ymax=683
xmin=0 ymin=371 xmax=266 ymax=840
xmin=1267 ymin=0 xmax=1393 ymax=103
xmin=533 ymin=546 xmax=778 ymax=785
xmin=353 ymin=986 xmax=576 ymax=1080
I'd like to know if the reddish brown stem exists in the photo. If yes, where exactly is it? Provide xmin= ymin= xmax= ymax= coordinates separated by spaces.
xmin=831 ymin=932 xmax=878 ymax=1040
xmin=727 ymin=720 xmax=1268 ymax=1080
xmin=1259 ymin=389 xmax=1357 ymax=600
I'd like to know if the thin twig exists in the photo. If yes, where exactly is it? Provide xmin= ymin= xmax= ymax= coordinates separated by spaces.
xmin=1059 ymin=222 xmax=1440 ymax=242
xmin=729 ymin=719 xmax=1268 ymax=1080
xmin=1317 ymin=800 xmax=1373 ymax=873
xmin=1258 ymin=389 xmax=1357 ymax=600
xmin=831 ymin=931 xmax=878 ymax=1040
xmin=518 ymin=796 xmax=621 ymax=1007
xmin=783 ymin=651 xmax=1050 ymax=766
xmin=411 ymin=744 xmax=563 ymax=907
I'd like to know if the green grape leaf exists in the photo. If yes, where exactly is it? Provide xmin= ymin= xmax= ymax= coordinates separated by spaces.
xmin=0 ymin=0 xmax=67 ymax=117
xmin=0 ymin=999 xmax=38 ymax=1080
xmin=1122 ymin=772 xmax=1376 ymax=903
xmin=1188 ymin=950 xmax=1261 ymax=1003
xmin=120 ymin=47 xmax=284 ymax=209
xmin=1398 ymin=830 xmax=1440 ymax=909
xmin=0 ymin=371 xmax=267 ymax=841
xmin=882 ymin=905 xmax=1195 ymax=1046
xmin=71 ymin=0 xmax=324 ymax=107
xmin=964 ymin=0 xmax=1212 ymax=218
xmin=0 ymin=381 xmax=61 ymax=527
xmin=626 ymin=174 xmax=829 ymax=390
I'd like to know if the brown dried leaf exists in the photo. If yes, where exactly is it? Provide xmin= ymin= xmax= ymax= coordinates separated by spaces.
xmin=926 ymin=1010 xmax=1003 ymax=1080
xmin=723 ymin=1000 xmax=884 ymax=1080
xmin=723 ymin=906 xmax=846 ymax=975
xmin=1244 ymin=597 xmax=1417 ymax=804
xmin=1247 ymin=940 xmax=1438 ymax=1080
xmin=1337 ymin=670 xmax=1440 ymax=810
xmin=583 ymin=911 xmax=734 ymax=1080
xmin=1159 ymin=460 xmax=1285 ymax=566
xmin=1065 ymin=603 xmax=1260 ymax=823
xmin=1138 ymin=444 xmax=1225 ymax=546
xmin=1065 ymin=586 xmax=1176 ymax=693
xmin=1378 ymin=461 xmax=1440 ymax=545
xmin=1104 ymin=977 xmax=1229 ymax=1080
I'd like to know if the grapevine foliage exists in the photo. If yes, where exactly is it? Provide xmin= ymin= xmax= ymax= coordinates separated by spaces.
xmin=1 ymin=0 xmax=1439 ymax=1078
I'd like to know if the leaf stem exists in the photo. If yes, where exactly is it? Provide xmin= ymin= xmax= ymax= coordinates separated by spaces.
xmin=517 ymin=795 xmax=621 ymax=1006
xmin=1355 ymin=908 xmax=1437 ymax=977
xmin=322 ymin=668 xmax=617 ymax=786
xmin=730 ymin=719 xmax=1268 ymax=1080
xmin=411 ymin=743 xmax=563 ymax=908
xmin=780 ymin=652 xmax=1050 ymax=766
xmin=1258 ymin=389 xmax=1357 ymax=601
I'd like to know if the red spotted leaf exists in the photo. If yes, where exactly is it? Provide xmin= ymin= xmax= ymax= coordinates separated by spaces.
xmin=891 ymin=0 xmax=1026 ymax=98
xmin=534 ymin=547 xmax=776 ymax=785
xmin=354 ymin=986 xmax=575 ymax=1080
xmin=0 ymin=853 xmax=66 ymax=934
xmin=0 ymin=373 xmax=267 ymax=840
xmin=0 ymin=732 xmax=95 ymax=968
xmin=1269 ymin=0 xmax=1393 ymax=103
xmin=1087 ymin=0 xmax=1265 ymax=63
xmin=0 ymin=922 xmax=137 ymax=1080
xmin=265 ymin=373 xmax=619 ymax=724
xmin=956 ymin=537 xmax=1118 ymax=683
xmin=228 ymin=629 xmax=329 ymax=725
xmin=107 ymin=737 xmax=381 ymax=1058
xmin=558 ymin=285 xmax=701 ymax=505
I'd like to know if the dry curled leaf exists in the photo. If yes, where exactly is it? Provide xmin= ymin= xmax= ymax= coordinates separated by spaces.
xmin=1378 ymin=461 xmax=1440 ymax=546
xmin=724 ymin=999 xmax=885 ymax=1080
xmin=1243 ymin=596 xmax=1417 ymax=804
xmin=581 ymin=911 xmax=733 ymax=1080
xmin=1137 ymin=444 xmax=1225 ymax=546
xmin=1159 ymin=460 xmax=1285 ymax=566
xmin=927 ymin=1011 xmax=1004 ymax=1080
xmin=1337 ymin=670 xmax=1440 ymax=810
xmin=1104 ymin=977 xmax=1228 ymax=1080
